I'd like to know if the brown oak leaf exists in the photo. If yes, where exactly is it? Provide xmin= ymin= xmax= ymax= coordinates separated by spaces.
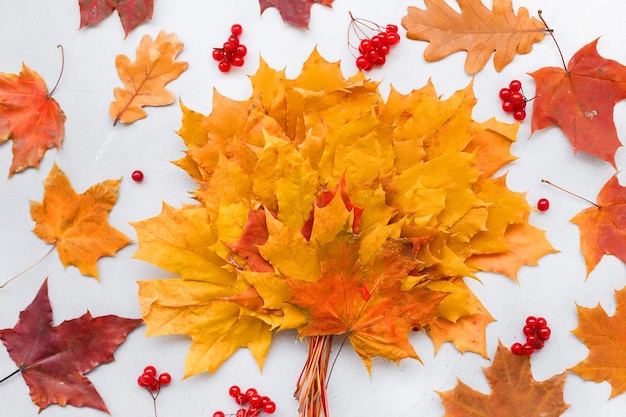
xmin=570 ymin=286 xmax=626 ymax=397
xmin=78 ymin=0 xmax=153 ymax=37
xmin=439 ymin=342 xmax=569 ymax=417
xmin=0 ymin=64 xmax=65 ymax=176
xmin=402 ymin=0 xmax=546 ymax=74
xmin=30 ymin=163 xmax=131 ymax=279
xmin=110 ymin=30 xmax=188 ymax=125
xmin=531 ymin=39 xmax=626 ymax=167
xmin=259 ymin=0 xmax=333 ymax=29
xmin=0 ymin=279 xmax=142 ymax=412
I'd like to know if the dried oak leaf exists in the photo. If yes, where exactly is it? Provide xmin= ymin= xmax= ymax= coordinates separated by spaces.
xmin=439 ymin=342 xmax=569 ymax=417
xmin=402 ymin=0 xmax=546 ymax=74
xmin=110 ymin=30 xmax=188 ymax=125
xmin=570 ymin=176 xmax=626 ymax=275
xmin=259 ymin=0 xmax=333 ymax=29
xmin=0 ymin=64 xmax=65 ymax=176
xmin=0 ymin=279 xmax=142 ymax=412
xmin=570 ymin=286 xmax=626 ymax=397
xmin=531 ymin=39 xmax=626 ymax=168
xmin=78 ymin=0 xmax=153 ymax=37
xmin=30 ymin=163 xmax=131 ymax=279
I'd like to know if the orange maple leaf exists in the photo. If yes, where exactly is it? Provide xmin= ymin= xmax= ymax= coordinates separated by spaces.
xmin=30 ymin=163 xmax=131 ymax=279
xmin=570 ymin=176 xmax=626 ymax=275
xmin=401 ymin=0 xmax=546 ymax=74
xmin=110 ymin=30 xmax=188 ymax=125
xmin=439 ymin=342 xmax=569 ymax=417
xmin=570 ymin=286 xmax=626 ymax=398
xmin=0 ymin=64 xmax=65 ymax=176
xmin=531 ymin=39 xmax=626 ymax=168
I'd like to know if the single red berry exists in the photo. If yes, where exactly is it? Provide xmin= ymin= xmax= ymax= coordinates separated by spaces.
xmin=228 ymin=35 xmax=240 ymax=47
xmin=509 ymin=79 xmax=522 ymax=92
xmin=513 ymin=110 xmax=526 ymax=121
xmin=522 ymin=343 xmax=535 ymax=355
xmin=231 ymin=24 xmax=243 ymax=36
xmin=526 ymin=334 xmax=538 ymax=346
xmin=248 ymin=406 xmax=262 ymax=417
xmin=378 ymin=44 xmax=390 ymax=56
xmin=249 ymin=394 xmax=263 ymax=407
xmin=223 ymin=41 xmax=237 ymax=53
xmin=538 ymin=326 xmax=551 ymax=340
xmin=523 ymin=325 xmax=534 ymax=336
xmin=536 ymin=317 xmax=547 ymax=328
xmin=525 ymin=316 xmax=538 ymax=327
xmin=499 ymin=87 xmax=511 ymax=101
xmin=510 ymin=91 xmax=524 ymax=104
xmin=143 ymin=366 xmax=156 ymax=376
xmin=511 ymin=342 xmax=524 ymax=355
xmin=502 ymin=101 xmax=514 ymax=112
xmin=132 ymin=170 xmax=144 ymax=182
xmin=235 ymin=393 xmax=248 ymax=405
xmin=139 ymin=373 xmax=154 ymax=386
xmin=213 ymin=412 xmax=226 ymax=417
xmin=218 ymin=60 xmax=231 ymax=73
xmin=245 ymin=388 xmax=258 ymax=399
xmin=263 ymin=401 xmax=277 ymax=414
xmin=377 ymin=32 xmax=389 ymax=46
xmin=236 ymin=409 xmax=247 ymax=417
xmin=158 ymin=373 xmax=171 ymax=385
xmin=513 ymin=100 xmax=526 ymax=112
xmin=234 ymin=45 xmax=247 ymax=57
xmin=386 ymin=31 xmax=400 ymax=45
xmin=138 ymin=375 xmax=148 ymax=387
xmin=537 ymin=198 xmax=550 ymax=211
xmin=261 ymin=396 xmax=271 ymax=405
xmin=374 ymin=54 xmax=386 ymax=66
xmin=231 ymin=56 xmax=245 ymax=67
xmin=534 ymin=339 xmax=545 ymax=350
xmin=359 ymin=39 xmax=373 ymax=54
xmin=371 ymin=35 xmax=383 ymax=49
xmin=212 ymin=48 xmax=225 ymax=61
xmin=229 ymin=385 xmax=241 ymax=397
xmin=386 ymin=24 xmax=398 ymax=33
xmin=148 ymin=380 xmax=161 ymax=392
xmin=366 ymin=50 xmax=379 ymax=63
xmin=356 ymin=56 xmax=370 ymax=70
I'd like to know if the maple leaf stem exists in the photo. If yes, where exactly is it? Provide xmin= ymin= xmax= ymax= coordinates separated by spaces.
xmin=0 ymin=367 xmax=22 ymax=383
xmin=48 ymin=45 xmax=65 ymax=98
xmin=325 ymin=335 xmax=348 ymax=387
xmin=537 ymin=10 xmax=567 ymax=71
xmin=0 ymin=244 xmax=57 ymax=289
xmin=541 ymin=179 xmax=599 ymax=207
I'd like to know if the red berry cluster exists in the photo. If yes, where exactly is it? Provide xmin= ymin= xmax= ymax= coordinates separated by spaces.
xmin=213 ymin=385 xmax=276 ymax=417
xmin=137 ymin=365 xmax=171 ymax=394
xmin=537 ymin=198 xmax=550 ymax=211
xmin=212 ymin=24 xmax=247 ymax=73
xmin=499 ymin=80 xmax=527 ymax=121
xmin=355 ymin=24 xmax=401 ymax=71
xmin=511 ymin=316 xmax=551 ymax=355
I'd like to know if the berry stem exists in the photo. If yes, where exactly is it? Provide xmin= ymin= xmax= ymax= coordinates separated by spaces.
xmin=0 ymin=367 xmax=22 ymax=384
xmin=541 ymin=179 xmax=599 ymax=207
xmin=48 ymin=45 xmax=65 ymax=98
xmin=0 ymin=244 xmax=57 ymax=289
xmin=537 ymin=10 xmax=567 ymax=72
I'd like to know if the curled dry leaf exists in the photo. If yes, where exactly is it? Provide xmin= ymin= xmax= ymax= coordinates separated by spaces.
xmin=0 ymin=64 xmax=65 ymax=176
xmin=402 ymin=0 xmax=546 ymax=74
xmin=30 ymin=163 xmax=131 ymax=279
xmin=78 ymin=0 xmax=153 ymax=37
xmin=110 ymin=30 xmax=188 ymax=125
xmin=0 ymin=279 xmax=143 ymax=412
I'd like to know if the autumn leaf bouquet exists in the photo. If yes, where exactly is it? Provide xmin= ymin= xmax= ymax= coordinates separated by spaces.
xmin=132 ymin=50 xmax=554 ymax=417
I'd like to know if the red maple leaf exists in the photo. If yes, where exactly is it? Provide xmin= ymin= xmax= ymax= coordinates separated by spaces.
xmin=78 ymin=0 xmax=153 ymax=37
xmin=224 ymin=207 xmax=273 ymax=273
xmin=0 ymin=279 xmax=143 ymax=413
xmin=0 ymin=64 xmax=65 ymax=176
xmin=259 ymin=0 xmax=333 ymax=29
xmin=530 ymin=39 xmax=626 ymax=167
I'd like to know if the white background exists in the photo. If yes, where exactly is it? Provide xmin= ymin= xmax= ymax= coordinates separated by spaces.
xmin=1 ymin=0 xmax=626 ymax=416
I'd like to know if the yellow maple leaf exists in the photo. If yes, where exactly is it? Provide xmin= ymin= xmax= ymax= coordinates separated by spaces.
xmin=110 ymin=30 xmax=188 ymax=125
xmin=30 ymin=163 xmax=130 ymax=279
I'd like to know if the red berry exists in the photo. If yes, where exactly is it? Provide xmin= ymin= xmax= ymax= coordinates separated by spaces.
xmin=263 ymin=401 xmax=277 ymax=414
xmin=356 ymin=56 xmax=370 ymax=70
xmin=231 ymin=56 xmax=245 ymax=67
xmin=378 ymin=44 xmax=390 ymax=56
xmin=261 ymin=396 xmax=271 ymax=405
xmin=138 ymin=375 xmax=148 ymax=387
xmin=509 ymin=79 xmax=522 ymax=92
xmin=499 ymin=87 xmax=511 ymax=100
xmin=143 ymin=366 xmax=156 ymax=375
xmin=248 ymin=406 xmax=262 ymax=417
xmin=212 ymin=48 xmax=225 ymax=61
xmin=229 ymin=385 xmax=241 ymax=397
xmin=359 ymin=39 xmax=373 ymax=54
xmin=386 ymin=24 xmax=398 ymax=33
xmin=511 ymin=342 xmax=524 ymax=355
xmin=502 ymin=101 xmax=514 ymax=112
xmin=537 ymin=198 xmax=550 ymax=211
xmin=228 ymin=35 xmax=240 ymax=47
xmin=132 ymin=170 xmax=144 ymax=182
xmin=537 ymin=317 xmax=547 ymax=328
xmin=526 ymin=334 xmax=538 ymax=346
xmin=522 ymin=343 xmax=534 ymax=355
xmin=235 ymin=393 xmax=248 ymax=405
xmin=386 ymin=31 xmax=400 ymax=45
xmin=213 ymin=412 xmax=226 ymax=417
xmin=148 ymin=380 xmax=161 ymax=392
xmin=371 ymin=35 xmax=383 ymax=49
xmin=374 ymin=54 xmax=386 ymax=66
xmin=510 ymin=91 xmax=524 ymax=104
xmin=236 ymin=409 xmax=247 ymax=417
xmin=366 ymin=50 xmax=379 ymax=63
xmin=513 ymin=110 xmax=526 ymax=121
xmin=245 ymin=388 xmax=258 ymax=399
xmin=525 ymin=316 xmax=538 ymax=327
xmin=223 ymin=41 xmax=237 ymax=53
xmin=538 ymin=326 xmax=551 ymax=340
xmin=523 ymin=325 xmax=534 ymax=336
xmin=218 ymin=60 xmax=231 ymax=73
xmin=249 ymin=394 xmax=263 ymax=407
xmin=158 ymin=372 xmax=171 ymax=385
xmin=231 ymin=24 xmax=243 ymax=36
xmin=139 ymin=373 xmax=154 ymax=386
xmin=513 ymin=100 xmax=526 ymax=111
xmin=234 ymin=45 xmax=247 ymax=57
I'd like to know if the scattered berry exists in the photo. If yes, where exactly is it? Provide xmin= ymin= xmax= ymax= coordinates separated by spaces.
xmin=214 ymin=385 xmax=277 ymax=417
xmin=537 ymin=198 xmax=550 ymax=211
xmin=212 ymin=24 xmax=247 ymax=72
xmin=131 ymin=170 xmax=144 ymax=182
xmin=349 ymin=13 xmax=400 ymax=71
xmin=137 ymin=366 xmax=172 ymax=417
xmin=511 ymin=316 xmax=551 ymax=355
